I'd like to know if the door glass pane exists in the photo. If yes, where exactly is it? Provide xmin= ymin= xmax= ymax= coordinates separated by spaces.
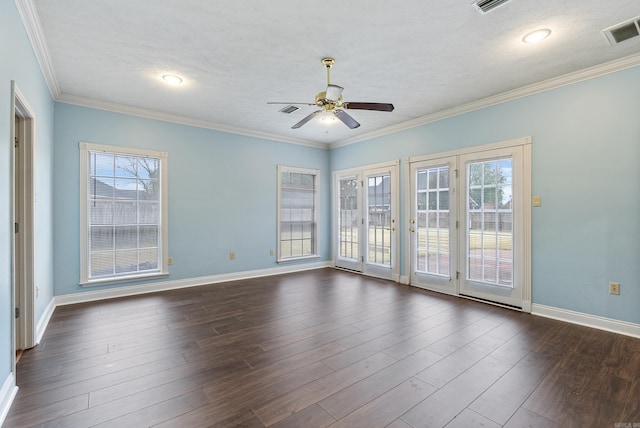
xmin=367 ymin=174 xmax=391 ymax=266
xmin=415 ymin=167 xmax=450 ymax=276
xmin=339 ymin=178 xmax=359 ymax=260
xmin=466 ymin=158 xmax=513 ymax=287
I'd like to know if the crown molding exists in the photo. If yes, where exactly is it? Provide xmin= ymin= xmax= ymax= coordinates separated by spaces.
xmin=55 ymin=94 xmax=329 ymax=150
xmin=14 ymin=0 xmax=60 ymax=98
xmin=330 ymin=53 xmax=640 ymax=149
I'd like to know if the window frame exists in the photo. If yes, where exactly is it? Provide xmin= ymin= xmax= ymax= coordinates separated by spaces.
xmin=276 ymin=165 xmax=320 ymax=263
xmin=79 ymin=142 xmax=169 ymax=286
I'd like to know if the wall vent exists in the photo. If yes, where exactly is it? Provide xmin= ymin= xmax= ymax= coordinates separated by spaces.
xmin=474 ymin=0 xmax=511 ymax=14
xmin=603 ymin=17 xmax=640 ymax=45
xmin=279 ymin=105 xmax=299 ymax=114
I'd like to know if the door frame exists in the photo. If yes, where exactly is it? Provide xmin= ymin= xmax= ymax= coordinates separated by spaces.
xmin=11 ymin=81 xmax=37 ymax=357
xmin=405 ymin=137 xmax=532 ymax=312
xmin=333 ymin=160 xmax=400 ymax=281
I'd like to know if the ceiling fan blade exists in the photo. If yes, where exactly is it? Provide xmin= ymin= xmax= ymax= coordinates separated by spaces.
xmin=291 ymin=110 xmax=322 ymax=129
xmin=335 ymin=110 xmax=360 ymax=129
xmin=325 ymin=84 xmax=344 ymax=102
xmin=343 ymin=102 xmax=394 ymax=112
xmin=268 ymin=102 xmax=316 ymax=106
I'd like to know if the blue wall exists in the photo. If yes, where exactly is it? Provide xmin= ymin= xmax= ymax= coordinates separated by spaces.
xmin=53 ymin=103 xmax=331 ymax=296
xmin=1 ymin=0 xmax=55 ymax=389
xmin=331 ymin=66 xmax=640 ymax=325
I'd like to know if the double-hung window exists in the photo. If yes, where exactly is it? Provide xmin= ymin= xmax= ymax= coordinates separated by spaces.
xmin=277 ymin=166 xmax=319 ymax=262
xmin=80 ymin=142 xmax=168 ymax=285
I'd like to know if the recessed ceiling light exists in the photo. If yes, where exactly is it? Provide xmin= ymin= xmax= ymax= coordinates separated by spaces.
xmin=162 ymin=74 xmax=183 ymax=85
xmin=522 ymin=29 xmax=551 ymax=44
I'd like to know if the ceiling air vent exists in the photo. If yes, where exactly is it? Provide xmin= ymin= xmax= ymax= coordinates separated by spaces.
xmin=603 ymin=17 xmax=640 ymax=45
xmin=474 ymin=0 xmax=511 ymax=14
xmin=279 ymin=105 xmax=299 ymax=114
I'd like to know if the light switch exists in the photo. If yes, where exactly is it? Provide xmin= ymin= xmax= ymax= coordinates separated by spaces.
xmin=533 ymin=196 xmax=541 ymax=207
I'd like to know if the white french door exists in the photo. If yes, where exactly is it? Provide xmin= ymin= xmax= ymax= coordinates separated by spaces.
xmin=409 ymin=156 xmax=457 ymax=294
xmin=335 ymin=174 xmax=362 ymax=272
xmin=334 ymin=162 xmax=399 ymax=281
xmin=409 ymin=139 xmax=531 ymax=310
xmin=458 ymin=147 xmax=525 ymax=308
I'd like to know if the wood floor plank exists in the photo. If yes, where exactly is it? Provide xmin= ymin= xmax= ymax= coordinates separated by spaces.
xmin=4 ymin=394 xmax=89 ymax=427
xmin=271 ymin=404 xmax=336 ymax=428
xmin=327 ymin=377 xmax=435 ymax=428
xmin=318 ymin=350 xmax=443 ymax=420
xmin=401 ymin=355 xmax=514 ymax=427
xmin=40 ymin=365 xmax=233 ymax=427
xmin=443 ymin=408 xmax=501 ymax=428
xmin=503 ymin=407 xmax=560 ymax=428
xmin=321 ymin=325 xmax=423 ymax=370
xmin=8 ymin=268 xmax=639 ymax=428
xmin=415 ymin=334 xmax=505 ymax=388
xmin=252 ymin=352 xmax=397 ymax=426
xmin=158 ymin=362 xmax=336 ymax=427
xmin=89 ymin=357 xmax=248 ymax=407
xmin=90 ymin=388 xmax=210 ymax=428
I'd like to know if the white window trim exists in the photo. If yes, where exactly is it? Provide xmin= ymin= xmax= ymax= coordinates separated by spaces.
xmin=277 ymin=165 xmax=320 ymax=263
xmin=79 ymin=142 xmax=169 ymax=286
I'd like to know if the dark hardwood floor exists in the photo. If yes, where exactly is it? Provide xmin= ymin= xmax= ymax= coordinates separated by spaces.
xmin=5 ymin=268 xmax=640 ymax=427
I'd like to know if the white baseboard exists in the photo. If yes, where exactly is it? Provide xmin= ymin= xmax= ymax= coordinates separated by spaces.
xmin=0 ymin=373 xmax=18 ymax=427
xmin=54 ymin=261 xmax=331 ymax=307
xmin=398 ymin=275 xmax=410 ymax=285
xmin=532 ymin=304 xmax=640 ymax=339
xmin=35 ymin=298 xmax=56 ymax=344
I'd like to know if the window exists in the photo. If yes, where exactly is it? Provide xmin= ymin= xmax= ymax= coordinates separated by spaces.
xmin=466 ymin=158 xmax=513 ymax=286
xmin=416 ymin=165 xmax=450 ymax=276
xmin=277 ymin=166 xmax=319 ymax=262
xmin=80 ymin=142 xmax=168 ymax=285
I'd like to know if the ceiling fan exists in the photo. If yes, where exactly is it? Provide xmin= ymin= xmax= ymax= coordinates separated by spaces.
xmin=268 ymin=58 xmax=394 ymax=129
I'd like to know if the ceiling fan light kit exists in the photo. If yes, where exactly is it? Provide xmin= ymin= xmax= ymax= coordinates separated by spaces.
xmin=268 ymin=57 xmax=394 ymax=130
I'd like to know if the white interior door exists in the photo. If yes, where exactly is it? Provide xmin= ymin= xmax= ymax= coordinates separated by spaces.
xmin=334 ymin=162 xmax=399 ymax=281
xmin=409 ymin=157 xmax=457 ymax=294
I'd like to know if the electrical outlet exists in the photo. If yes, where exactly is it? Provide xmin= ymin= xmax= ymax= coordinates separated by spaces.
xmin=167 ymin=257 xmax=173 ymax=265
xmin=230 ymin=252 xmax=235 ymax=260
xmin=270 ymin=249 xmax=274 ymax=256
xmin=609 ymin=282 xmax=620 ymax=295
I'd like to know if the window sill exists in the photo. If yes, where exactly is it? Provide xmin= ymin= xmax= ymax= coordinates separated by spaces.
xmin=80 ymin=271 xmax=169 ymax=287
xmin=277 ymin=255 xmax=320 ymax=264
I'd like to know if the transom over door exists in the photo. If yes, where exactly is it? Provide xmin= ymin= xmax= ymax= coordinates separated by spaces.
xmin=409 ymin=139 xmax=531 ymax=310
xmin=334 ymin=162 xmax=399 ymax=281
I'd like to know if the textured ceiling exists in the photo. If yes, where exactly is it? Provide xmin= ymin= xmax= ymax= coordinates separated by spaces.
xmin=30 ymin=0 xmax=640 ymax=147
